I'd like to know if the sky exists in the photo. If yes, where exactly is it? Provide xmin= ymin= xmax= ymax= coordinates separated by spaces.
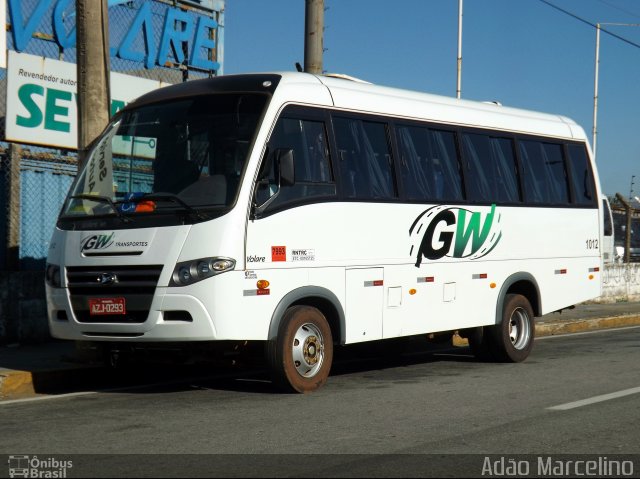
xmin=222 ymin=0 xmax=640 ymax=198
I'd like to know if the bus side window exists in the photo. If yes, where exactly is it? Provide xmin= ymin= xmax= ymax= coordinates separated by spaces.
xmin=461 ymin=133 xmax=520 ymax=203
xmin=333 ymin=117 xmax=397 ymax=199
xmin=396 ymin=125 xmax=463 ymax=202
xmin=519 ymin=140 xmax=570 ymax=205
xmin=425 ymin=128 xmax=463 ymax=202
xmin=603 ymin=198 xmax=613 ymax=237
xmin=396 ymin=125 xmax=433 ymax=200
xmin=255 ymin=116 xmax=336 ymax=211
xmin=567 ymin=144 xmax=596 ymax=205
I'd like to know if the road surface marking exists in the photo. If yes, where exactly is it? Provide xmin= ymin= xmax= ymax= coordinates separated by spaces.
xmin=548 ymin=386 xmax=640 ymax=411
xmin=0 ymin=390 xmax=98 ymax=406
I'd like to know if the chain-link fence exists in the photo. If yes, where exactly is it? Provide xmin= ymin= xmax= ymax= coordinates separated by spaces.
xmin=612 ymin=204 xmax=640 ymax=263
xmin=0 ymin=0 xmax=223 ymax=270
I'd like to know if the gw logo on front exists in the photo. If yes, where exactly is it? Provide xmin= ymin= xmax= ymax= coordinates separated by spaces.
xmin=80 ymin=232 xmax=115 ymax=252
xmin=409 ymin=204 xmax=502 ymax=267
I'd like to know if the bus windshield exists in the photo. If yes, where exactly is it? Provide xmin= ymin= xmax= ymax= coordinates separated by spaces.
xmin=62 ymin=93 xmax=267 ymax=222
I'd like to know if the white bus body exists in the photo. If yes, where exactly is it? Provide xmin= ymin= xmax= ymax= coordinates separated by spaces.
xmin=46 ymin=73 xmax=604 ymax=392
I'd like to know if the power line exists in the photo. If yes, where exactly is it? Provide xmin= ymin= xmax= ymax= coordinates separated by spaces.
xmin=537 ymin=0 xmax=640 ymax=50
xmin=596 ymin=0 xmax=640 ymax=22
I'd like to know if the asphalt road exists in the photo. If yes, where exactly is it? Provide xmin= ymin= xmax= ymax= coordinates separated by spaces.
xmin=1 ymin=327 xmax=640 ymax=477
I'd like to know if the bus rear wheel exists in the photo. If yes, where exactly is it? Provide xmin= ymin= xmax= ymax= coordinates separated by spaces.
xmin=469 ymin=293 xmax=535 ymax=362
xmin=268 ymin=305 xmax=333 ymax=393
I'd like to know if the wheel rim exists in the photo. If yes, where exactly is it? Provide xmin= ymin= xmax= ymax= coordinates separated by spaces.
xmin=291 ymin=322 xmax=325 ymax=378
xmin=509 ymin=307 xmax=531 ymax=350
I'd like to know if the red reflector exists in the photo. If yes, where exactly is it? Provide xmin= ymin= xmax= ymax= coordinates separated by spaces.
xmin=594 ymin=267 xmax=600 ymax=272
xmin=373 ymin=280 xmax=384 ymax=287
xmin=257 ymin=289 xmax=270 ymax=296
xmin=561 ymin=269 xmax=567 ymax=274
xmin=426 ymin=277 xmax=435 ymax=283
xmin=479 ymin=273 xmax=488 ymax=279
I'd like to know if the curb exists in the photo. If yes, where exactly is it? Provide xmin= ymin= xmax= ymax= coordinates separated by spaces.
xmin=536 ymin=314 xmax=640 ymax=336
xmin=0 ymin=370 xmax=36 ymax=398
xmin=452 ymin=314 xmax=640 ymax=347
xmin=0 ymin=365 xmax=103 ymax=401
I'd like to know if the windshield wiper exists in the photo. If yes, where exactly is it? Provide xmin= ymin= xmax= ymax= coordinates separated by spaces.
xmin=133 ymin=193 xmax=209 ymax=221
xmin=70 ymin=194 xmax=133 ymax=223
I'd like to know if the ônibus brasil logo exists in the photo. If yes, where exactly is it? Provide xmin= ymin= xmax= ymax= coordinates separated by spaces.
xmin=80 ymin=232 xmax=115 ymax=252
xmin=409 ymin=204 xmax=502 ymax=267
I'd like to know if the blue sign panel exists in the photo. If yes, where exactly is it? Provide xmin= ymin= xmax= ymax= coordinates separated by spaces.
xmin=8 ymin=0 xmax=222 ymax=71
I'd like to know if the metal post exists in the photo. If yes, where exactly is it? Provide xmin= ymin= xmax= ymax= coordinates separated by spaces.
xmin=456 ymin=0 xmax=463 ymax=99
xmin=76 ymin=0 xmax=111 ymax=167
xmin=592 ymin=23 xmax=600 ymax=158
xmin=304 ymin=0 xmax=324 ymax=74
xmin=616 ymin=193 xmax=633 ymax=264
xmin=6 ymin=144 xmax=21 ymax=271
xmin=5 ymin=141 xmax=19 ymax=335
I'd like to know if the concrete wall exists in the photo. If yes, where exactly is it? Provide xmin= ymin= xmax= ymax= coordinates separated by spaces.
xmin=598 ymin=263 xmax=640 ymax=303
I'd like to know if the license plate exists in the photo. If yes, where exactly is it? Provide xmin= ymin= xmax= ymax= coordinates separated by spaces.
xmin=89 ymin=298 xmax=126 ymax=315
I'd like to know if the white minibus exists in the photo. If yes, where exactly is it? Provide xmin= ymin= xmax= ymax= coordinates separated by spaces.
xmin=46 ymin=72 xmax=605 ymax=392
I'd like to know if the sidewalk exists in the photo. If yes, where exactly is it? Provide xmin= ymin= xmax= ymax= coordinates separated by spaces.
xmin=0 ymin=341 xmax=103 ymax=400
xmin=2 ymin=301 xmax=640 ymax=401
xmin=535 ymin=300 xmax=640 ymax=335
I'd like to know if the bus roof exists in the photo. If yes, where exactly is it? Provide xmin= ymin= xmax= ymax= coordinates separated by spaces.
xmin=310 ymin=72 xmax=584 ymax=141
xmin=126 ymin=71 xmax=587 ymax=142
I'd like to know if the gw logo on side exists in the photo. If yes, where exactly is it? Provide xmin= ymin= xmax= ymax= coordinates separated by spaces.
xmin=409 ymin=204 xmax=502 ymax=267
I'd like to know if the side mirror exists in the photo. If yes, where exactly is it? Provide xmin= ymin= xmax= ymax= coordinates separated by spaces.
xmin=276 ymin=148 xmax=295 ymax=187
xmin=253 ymin=148 xmax=295 ymax=216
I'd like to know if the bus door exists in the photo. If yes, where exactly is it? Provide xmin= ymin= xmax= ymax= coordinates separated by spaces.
xmin=344 ymin=268 xmax=384 ymax=343
xmin=602 ymin=197 xmax=614 ymax=264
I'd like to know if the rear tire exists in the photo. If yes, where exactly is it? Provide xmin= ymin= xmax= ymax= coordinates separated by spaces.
xmin=267 ymin=305 xmax=333 ymax=393
xmin=493 ymin=293 xmax=535 ymax=362
xmin=469 ymin=294 xmax=535 ymax=362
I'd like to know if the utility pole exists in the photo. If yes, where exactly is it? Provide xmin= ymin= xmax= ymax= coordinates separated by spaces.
xmin=592 ymin=23 xmax=600 ymax=157
xmin=456 ymin=0 xmax=463 ymax=99
xmin=76 ymin=0 xmax=111 ymax=167
xmin=592 ymin=22 xmax=640 ymax=159
xmin=304 ymin=0 xmax=324 ymax=74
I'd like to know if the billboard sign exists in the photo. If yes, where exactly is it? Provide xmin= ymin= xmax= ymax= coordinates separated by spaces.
xmin=5 ymin=50 xmax=171 ymax=150
xmin=7 ymin=0 xmax=222 ymax=71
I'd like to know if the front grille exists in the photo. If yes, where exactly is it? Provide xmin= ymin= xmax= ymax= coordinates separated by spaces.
xmin=67 ymin=265 xmax=163 ymax=323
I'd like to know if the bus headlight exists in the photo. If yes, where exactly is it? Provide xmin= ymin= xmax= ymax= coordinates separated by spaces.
xmin=170 ymin=257 xmax=236 ymax=287
xmin=45 ymin=263 xmax=62 ymax=288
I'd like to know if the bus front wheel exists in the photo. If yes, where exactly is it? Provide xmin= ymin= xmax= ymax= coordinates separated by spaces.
xmin=267 ymin=305 xmax=333 ymax=393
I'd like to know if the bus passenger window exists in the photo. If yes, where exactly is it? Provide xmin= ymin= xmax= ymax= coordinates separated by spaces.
xmin=567 ymin=144 xmax=596 ymax=205
xmin=396 ymin=125 xmax=433 ymax=200
xmin=519 ymin=140 xmax=570 ymax=205
xmin=461 ymin=133 xmax=520 ymax=203
xmin=333 ymin=117 xmax=396 ymax=199
xmin=396 ymin=125 xmax=462 ymax=202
